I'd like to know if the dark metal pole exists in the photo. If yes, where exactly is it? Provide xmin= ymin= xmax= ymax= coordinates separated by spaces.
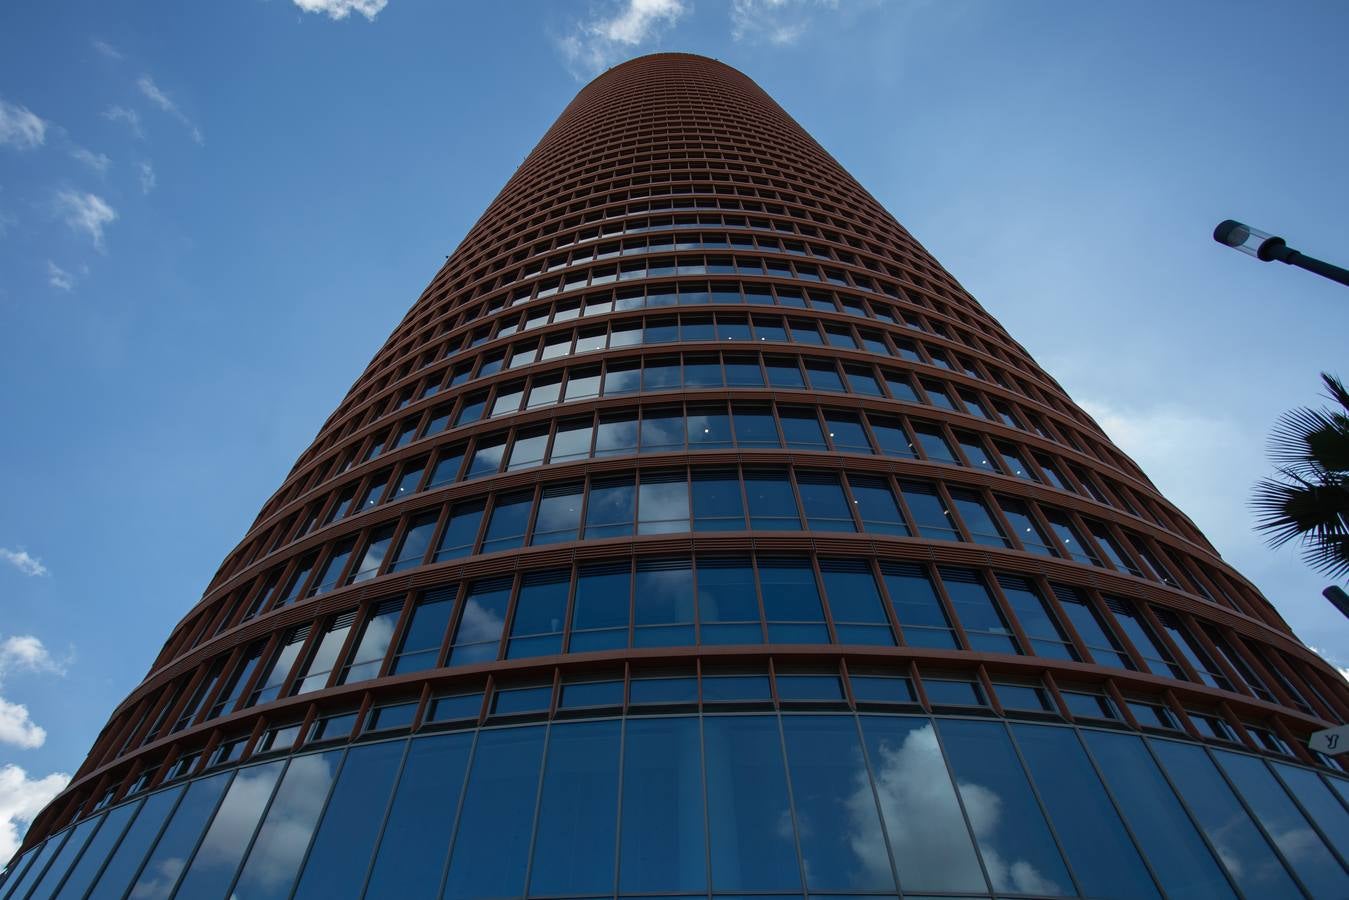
xmin=1214 ymin=219 xmax=1349 ymax=288
xmin=1325 ymin=586 xmax=1349 ymax=619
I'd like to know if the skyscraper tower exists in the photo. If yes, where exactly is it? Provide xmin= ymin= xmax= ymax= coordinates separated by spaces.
xmin=4 ymin=53 xmax=1347 ymax=900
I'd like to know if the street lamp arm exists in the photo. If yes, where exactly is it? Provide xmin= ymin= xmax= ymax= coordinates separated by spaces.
xmin=1214 ymin=219 xmax=1349 ymax=288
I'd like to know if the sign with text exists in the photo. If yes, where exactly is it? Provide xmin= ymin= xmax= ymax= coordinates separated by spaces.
xmin=1309 ymin=724 xmax=1349 ymax=755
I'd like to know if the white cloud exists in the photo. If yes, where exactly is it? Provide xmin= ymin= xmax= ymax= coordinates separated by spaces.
xmin=0 ymin=634 xmax=65 ymax=751
xmin=730 ymin=0 xmax=839 ymax=45
xmin=0 ymin=98 xmax=47 ymax=150
xmin=0 ymin=699 xmax=46 ymax=750
xmin=91 ymin=38 xmax=123 ymax=60
xmin=137 ymin=76 xmax=204 ymax=146
xmin=102 ymin=105 xmax=143 ymax=139
xmin=0 ymin=549 xmax=46 ymax=578
xmin=46 ymin=261 xmax=74 ymax=292
xmin=138 ymin=160 xmax=156 ymax=194
xmin=0 ymin=764 xmax=70 ymax=862
xmin=292 ymin=0 xmax=388 ymax=20
xmin=55 ymin=190 xmax=117 ymax=250
xmin=557 ymin=0 xmax=687 ymax=79
xmin=69 ymin=146 xmax=111 ymax=174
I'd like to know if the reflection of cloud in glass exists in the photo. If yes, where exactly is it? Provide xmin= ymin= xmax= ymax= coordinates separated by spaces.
xmin=194 ymin=766 xmax=281 ymax=867
xmin=359 ymin=615 xmax=397 ymax=663
xmin=848 ymin=723 xmax=985 ymax=892
xmin=235 ymin=754 xmax=336 ymax=892
xmin=129 ymin=857 xmax=184 ymax=900
xmin=458 ymin=598 xmax=506 ymax=643
xmin=853 ymin=723 xmax=1063 ymax=895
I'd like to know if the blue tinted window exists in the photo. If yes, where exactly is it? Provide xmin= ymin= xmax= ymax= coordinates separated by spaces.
xmin=640 ymin=409 xmax=685 ymax=453
xmin=1051 ymin=585 xmax=1132 ymax=669
xmin=585 ymin=477 xmax=635 ymax=538
xmin=935 ymin=718 xmax=1074 ymax=895
xmin=703 ymin=715 xmax=800 ymax=891
xmin=758 ymin=558 xmax=827 ymax=643
xmin=949 ymin=489 xmax=1009 ymax=547
xmin=291 ymin=741 xmax=406 ymax=900
xmin=820 ymin=560 xmax=894 ymax=646
xmin=391 ymin=589 xmax=454 ymax=674
xmin=913 ymin=424 xmax=956 ymax=462
xmin=1106 ymin=597 xmax=1180 ymax=678
xmin=638 ymin=473 xmax=690 ymax=534
xmin=796 ymin=473 xmax=856 ymax=532
xmin=83 ymin=787 xmax=183 ymax=899
xmin=1272 ymin=762 xmax=1349 ymax=860
xmin=481 ymin=490 xmax=533 ymax=553
xmin=570 ymin=563 xmax=630 ymax=651
xmin=390 ymin=511 xmax=437 ymax=572
xmin=687 ymin=405 xmax=733 ymax=449
xmin=1083 ymin=730 xmax=1235 ymax=898
xmin=449 ymin=577 xmax=511 ymax=665
xmin=634 ymin=558 xmax=694 ymax=647
xmin=508 ymin=570 xmax=569 ymax=659
xmin=881 ymin=563 xmax=957 ymax=648
xmin=765 ymin=358 xmax=805 ymax=388
xmin=858 ymin=715 xmax=987 ymax=893
xmin=3 ymin=831 xmax=69 ymax=900
xmin=1012 ymin=723 xmax=1160 ymax=899
xmin=732 ymin=405 xmax=779 ymax=447
xmin=26 ymin=813 xmax=100 ymax=900
xmin=528 ymin=720 xmax=621 ymax=896
xmin=52 ymin=800 xmax=139 ymax=900
xmin=434 ymin=499 xmax=484 ymax=561
xmin=868 ymin=414 xmax=916 ymax=458
xmin=1150 ymin=739 xmax=1303 ymax=898
xmin=691 ymin=471 xmax=745 ymax=531
xmin=444 ymin=726 xmax=546 ymax=899
xmin=594 ymin=412 xmax=639 ymax=457
xmin=998 ymin=575 xmax=1075 ymax=660
xmin=128 ymin=772 xmax=231 ymax=900
xmin=364 ymin=732 xmax=472 ymax=897
xmin=825 ymin=411 xmax=872 ymax=454
xmin=900 ymin=481 xmax=959 ymax=541
xmin=779 ymin=409 xmax=827 ymax=450
xmin=696 ymin=557 xmax=761 ymax=644
xmin=339 ymin=600 xmax=402 ymax=685
xmin=619 ymin=717 xmax=707 ymax=893
xmin=848 ymin=476 xmax=908 ymax=535
xmin=783 ymin=714 xmax=895 ymax=891
xmin=174 ymin=760 xmax=284 ymax=898
xmin=559 ymin=678 xmax=624 ymax=708
xmin=531 ymin=482 xmax=583 ymax=544
xmin=745 ymin=471 xmax=800 ymax=531
xmin=233 ymin=751 xmax=342 ymax=900
xmin=941 ymin=568 xmax=1020 ymax=654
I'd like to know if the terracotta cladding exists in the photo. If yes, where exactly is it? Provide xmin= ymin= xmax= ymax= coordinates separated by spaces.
xmin=21 ymin=52 xmax=1347 ymax=851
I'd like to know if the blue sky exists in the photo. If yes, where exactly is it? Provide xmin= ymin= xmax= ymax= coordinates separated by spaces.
xmin=1 ymin=0 xmax=1346 ymax=855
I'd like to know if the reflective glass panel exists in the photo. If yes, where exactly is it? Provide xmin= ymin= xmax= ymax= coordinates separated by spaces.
xmin=127 ymin=772 xmax=231 ymax=900
xmin=619 ymin=716 xmax=706 ymax=893
xmin=528 ymin=720 xmax=622 ymax=896
xmin=233 ymin=750 xmax=342 ymax=900
xmin=173 ymin=760 xmax=284 ymax=898
xmin=83 ymin=786 xmax=184 ymax=900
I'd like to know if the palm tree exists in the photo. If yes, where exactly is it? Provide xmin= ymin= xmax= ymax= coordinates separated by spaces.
xmin=1253 ymin=373 xmax=1349 ymax=577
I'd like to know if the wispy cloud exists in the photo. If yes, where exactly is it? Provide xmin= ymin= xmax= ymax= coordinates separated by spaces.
xmin=69 ymin=146 xmax=111 ymax=174
xmin=730 ymin=0 xmax=840 ymax=45
xmin=0 ymin=549 xmax=46 ymax=578
xmin=46 ymin=261 xmax=74 ymax=292
xmin=55 ymin=190 xmax=117 ymax=251
xmin=557 ymin=0 xmax=687 ymax=79
xmin=0 ymin=764 xmax=70 ymax=862
xmin=0 ymin=634 xmax=66 ymax=752
xmin=292 ymin=0 xmax=388 ymax=20
xmin=102 ymin=105 xmax=143 ymax=139
xmin=0 ymin=98 xmax=47 ymax=150
xmin=137 ymin=75 xmax=203 ymax=145
xmin=91 ymin=38 xmax=123 ymax=60
xmin=138 ymin=160 xmax=156 ymax=194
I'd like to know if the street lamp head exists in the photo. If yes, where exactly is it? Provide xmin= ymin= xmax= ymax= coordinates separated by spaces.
xmin=1214 ymin=219 xmax=1273 ymax=257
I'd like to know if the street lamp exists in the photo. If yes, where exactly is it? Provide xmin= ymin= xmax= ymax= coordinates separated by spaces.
xmin=1213 ymin=219 xmax=1349 ymax=287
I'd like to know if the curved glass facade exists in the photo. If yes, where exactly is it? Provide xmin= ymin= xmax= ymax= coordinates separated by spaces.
xmin=4 ymin=708 xmax=1347 ymax=899
xmin=5 ymin=53 xmax=1347 ymax=900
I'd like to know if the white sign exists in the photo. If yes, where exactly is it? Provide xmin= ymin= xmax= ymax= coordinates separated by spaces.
xmin=1310 ymin=724 xmax=1349 ymax=755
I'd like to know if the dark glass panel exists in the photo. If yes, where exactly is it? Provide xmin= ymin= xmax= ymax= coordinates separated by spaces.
xmin=687 ymin=404 xmax=733 ymax=449
xmin=618 ymin=717 xmax=706 ymax=893
xmin=779 ymin=409 xmax=827 ymax=450
xmin=481 ymin=490 xmax=533 ymax=553
xmin=291 ymin=744 xmax=404 ymax=900
xmin=782 ymin=715 xmax=895 ymax=891
xmin=848 ymin=475 xmax=908 ymax=536
xmin=997 ymin=575 xmax=1076 ymax=660
xmin=232 ymin=750 xmax=342 ymax=900
xmin=758 ymin=558 xmax=827 ymax=643
xmin=434 ymin=498 xmax=485 ymax=561
xmin=1270 ymin=762 xmax=1349 ymax=861
xmin=52 ymin=800 xmax=139 ymax=900
xmin=83 ymin=787 xmax=183 ymax=900
xmin=819 ymin=559 xmax=894 ymax=646
xmin=691 ymin=471 xmax=746 ymax=531
xmin=528 ymin=721 xmax=622 ymax=896
xmin=881 ymin=562 xmax=957 ymax=648
xmin=1150 ymin=739 xmax=1303 ymax=898
xmin=948 ymin=489 xmax=1009 ymax=547
xmin=1012 ymin=724 xmax=1160 ymax=899
xmin=633 ymin=558 xmax=695 ymax=647
xmin=696 ymin=556 xmax=761 ymax=644
xmin=796 ymin=472 xmax=856 ymax=532
xmin=938 ymin=717 xmax=1073 ymax=895
xmin=745 ymin=471 xmax=801 ymax=531
xmin=364 ymin=732 xmax=473 ymax=898
xmin=127 ymin=772 xmax=231 ymax=900
xmin=570 ymin=562 xmax=630 ymax=652
xmin=857 ymin=716 xmax=987 ymax=894
xmin=339 ymin=599 xmax=402 ymax=685
xmin=1083 ymin=730 xmax=1235 ymax=898
xmin=390 ymin=588 xmax=455 ymax=675
xmin=584 ymin=477 xmax=636 ymax=538
xmin=390 ymin=511 xmax=437 ymax=572
xmin=443 ymin=726 xmax=547 ymax=899
xmin=731 ymin=404 xmax=779 ymax=447
xmin=940 ymin=568 xmax=1019 ymax=654
xmin=173 ymin=760 xmax=284 ymax=898
xmin=507 ymin=570 xmax=569 ymax=659
xmin=900 ymin=482 xmax=959 ymax=541
xmin=637 ymin=472 xmax=690 ymax=534
xmin=26 ymin=813 xmax=101 ymax=900
xmin=449 ymin=577 xmax=511 ymax=666
xmin=703 ymin=715 xmax=801 ymax=891
xmin=531 ymin=482 xmax=583 ymax=544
